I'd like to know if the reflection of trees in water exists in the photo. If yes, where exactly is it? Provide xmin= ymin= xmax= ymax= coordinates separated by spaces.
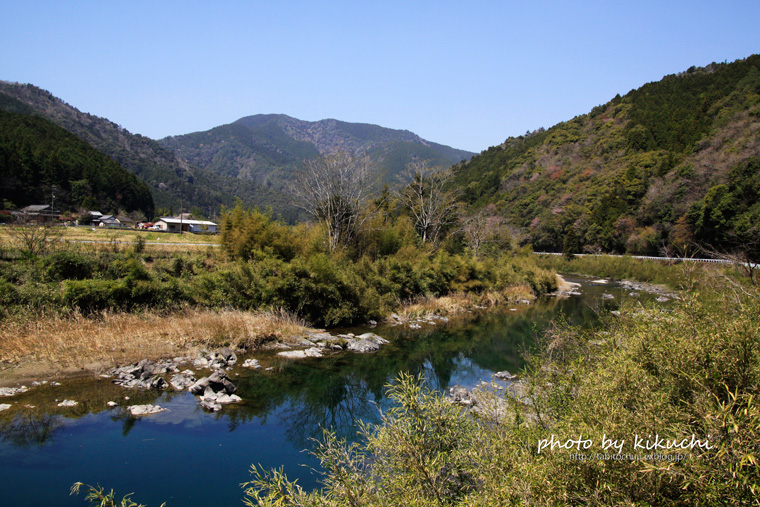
xmin=108 ymin=411 xmax=140 ymax=437
xmin=0 ymin=413 xmax=64 ymax=447
xmin=278 ymin=372 xmax=384 ymax=448
xmin=220 ymin=312 xmax=540 ymax=446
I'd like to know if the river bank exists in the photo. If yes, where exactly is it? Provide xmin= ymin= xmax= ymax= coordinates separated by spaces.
xmin=0 ymin=281 xmax=543 ymax=387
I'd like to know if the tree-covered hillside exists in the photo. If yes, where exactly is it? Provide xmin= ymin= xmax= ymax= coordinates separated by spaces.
xmin=453 ymin=55 xmax=760 ymax=259
xmin=158 ymin=114 xmax=474 ymax=191
xmin=0 ymin=83 xmax=302 ymax=221
xmin=0 ymin=109 xmax=154 ymax=216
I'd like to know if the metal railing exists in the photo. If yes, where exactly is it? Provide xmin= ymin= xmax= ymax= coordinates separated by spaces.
xmin=534 ymin=252 xmax=758 ymax=269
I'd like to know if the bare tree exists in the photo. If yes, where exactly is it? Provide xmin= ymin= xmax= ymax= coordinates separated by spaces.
xmin=461 ymin=210 xmax=489 ymax=257
xmin=397 ymin=162 xmax=459 ymax=245
xmin=699 ymin=226 xmax=760 ymax=286
xmin=461 ymin=209 xmax=511 ymax=257
xmin=291 ymin=152 xmax=376 ymax=251
xmin=7 ymin=213 xmax=60 ymax=257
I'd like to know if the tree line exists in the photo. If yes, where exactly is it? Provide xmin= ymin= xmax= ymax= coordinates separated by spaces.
xmin=0 ymin=109 xmax=154 ymax=217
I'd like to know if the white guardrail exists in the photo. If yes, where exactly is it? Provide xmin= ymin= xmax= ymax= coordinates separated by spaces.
xmin=534 ymin=252 xmax=758 ymax=269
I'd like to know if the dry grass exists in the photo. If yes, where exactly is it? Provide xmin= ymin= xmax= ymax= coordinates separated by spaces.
xmin=398 ymin=285 xmax=534 ymax=319
xmin=0 ymin=226 xmax=219 ymax=257
xmin=555 ymin=274 xmax=577 ymax=293
xmin=0 ymin=307 xmax=307 ymax=369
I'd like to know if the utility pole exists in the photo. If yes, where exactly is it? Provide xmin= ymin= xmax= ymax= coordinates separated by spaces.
xmin=179 ymin=195 xmax=183 ymax=235
xmin=51 ymin=185 xmax=56 ymax=224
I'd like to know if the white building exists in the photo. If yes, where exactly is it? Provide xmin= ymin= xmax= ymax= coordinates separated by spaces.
xmin=153 ymin=217 xmax=218 ymax=233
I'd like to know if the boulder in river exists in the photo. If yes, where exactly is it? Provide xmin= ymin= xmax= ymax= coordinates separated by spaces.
xmin=188 ymin=377 xmax=210 ymax=395
xmin=494 ymin=370 xmax=517 ymax=380
xmin=128 ymin=404 xmax=166 ymax=416
xmin=193 ymin=347 xmax=238 ymax=371
xmin=191 ymin=371 xmax=241 ymax=411
xmin=0 ymin=386 xmax=29 ymax=397
xmin=170 ymin=372 xmax=197 ymax=391
xmin=277 ymin=347 xmax=324 ymax=359
xmin=200 ymin=387 xmax=242 ymax=412
xmin=109 ymin=360 xmax=173 ymax=390
xmin=242 ymin=358 xmax=261 ymax=369
xmin=448 ymin=386 xmax=476 ymax=406
xmin=345 ymin=333 xmax=389 ymax=353
xmin=208 ymin=371 xmax=237 ymax=394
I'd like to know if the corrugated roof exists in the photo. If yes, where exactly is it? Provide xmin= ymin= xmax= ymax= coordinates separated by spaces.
xmin=156 ymin=218 xmax=217 ymax=226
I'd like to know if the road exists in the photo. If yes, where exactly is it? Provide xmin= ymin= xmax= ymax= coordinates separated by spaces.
xmin=535 ymin=252 xmax=758 ymax=268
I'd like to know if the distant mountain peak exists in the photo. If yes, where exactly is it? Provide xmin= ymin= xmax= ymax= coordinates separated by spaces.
xmin=158 ymin=114 xmax=473 ymax=190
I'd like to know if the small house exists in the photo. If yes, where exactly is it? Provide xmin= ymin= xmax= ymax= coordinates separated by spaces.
xmin=13 ymin=205 xmax=59 ymax=223
xmin=153 ymin=217 xmax=218 ymax=233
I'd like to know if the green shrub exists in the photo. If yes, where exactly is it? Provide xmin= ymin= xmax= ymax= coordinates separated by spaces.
xmin=42 ymin=251 xmax=94 ymax=281
xmin=110 ymin=257 xmax=151 ymax=282
xmin=61 ymin=279 xmax=130 ymax=313
xmin=221 ymin=206 xmax=298 ymax=261
xmin=0 ymin=279 xmax=19 ymax=306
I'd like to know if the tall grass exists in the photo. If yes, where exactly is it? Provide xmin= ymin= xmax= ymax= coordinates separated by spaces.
xmin=0 ymin=308 xmax=306 ymax=368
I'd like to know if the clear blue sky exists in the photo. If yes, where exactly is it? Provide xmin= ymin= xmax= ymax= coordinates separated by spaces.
xmin=2 ymin=1 xmax=759 ymax=152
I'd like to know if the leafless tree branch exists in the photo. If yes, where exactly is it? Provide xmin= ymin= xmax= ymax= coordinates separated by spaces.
xmin=397 ymin=161 xmax=459 ymax=246
xmin=291 ymin=152 xmax=376 ymax=251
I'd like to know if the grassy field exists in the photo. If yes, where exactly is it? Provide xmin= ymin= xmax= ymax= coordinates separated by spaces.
xmin=0 ymin=224 xmax=219 ymax=247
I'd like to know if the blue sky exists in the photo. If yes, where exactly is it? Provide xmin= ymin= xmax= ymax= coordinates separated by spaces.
xmin=2 ymin=1 xmax=759 ymax=152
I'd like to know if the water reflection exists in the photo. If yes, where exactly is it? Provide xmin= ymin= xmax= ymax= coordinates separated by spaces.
xmin=0 ymin=412 xmax=64 ymax=447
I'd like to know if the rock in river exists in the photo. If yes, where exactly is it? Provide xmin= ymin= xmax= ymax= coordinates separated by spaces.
xmin=242 ymin=358 xmax=261 ymax=369
xmin=109 ymin=359 xmax=172 ymax=390
xmin=190 ymin=371 xmax=242 ymax=412
xmin=128 ymin=404 xmax=166 ymax=416
xmin=448 ymin=386 xmax=476 ymax=406
xmin=169 ymin=372 xmax=197 ymax=391
xmin=277 ymin=347 xmax=324 ymax=359
xmin=494 ymin=370 xmax=517 ymax=380
xmin=0 ymin=386 xmax=30 ymax=397
xmin=345 ymin=333 xmax=389 ymax=353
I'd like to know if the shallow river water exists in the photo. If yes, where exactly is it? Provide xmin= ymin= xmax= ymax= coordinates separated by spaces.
xmin=0 ymin=276 xmax=664 ymax=506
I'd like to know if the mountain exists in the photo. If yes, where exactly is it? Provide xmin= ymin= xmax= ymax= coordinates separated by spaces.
xmin=0 ymin=109 xmax=154 ymax=216
xmin=157 ymin=114 xmax=474 ymax=191
xmin=452 ymin=55 xmax=760 ymax=257
xmin=0 ymin=82 xmax=301 ymax=221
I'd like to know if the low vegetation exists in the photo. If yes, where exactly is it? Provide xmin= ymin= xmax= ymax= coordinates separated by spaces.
xmin=534 ymin=253 xmax=704 ymax=288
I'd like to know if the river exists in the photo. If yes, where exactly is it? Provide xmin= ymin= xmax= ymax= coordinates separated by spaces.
xmin=0 ymin=276 xmax=667 ymax=506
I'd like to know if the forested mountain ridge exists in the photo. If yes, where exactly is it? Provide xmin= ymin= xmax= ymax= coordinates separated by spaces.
xmin=0 ymin=82 xmax=301 ymax=220
xmin=158 ymin=114 xmax=474 ymax=191
xmin=453 ymin=55 xmax=760 ymax=257
xmin=0 ymin=109 xmax=154 ymax=216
